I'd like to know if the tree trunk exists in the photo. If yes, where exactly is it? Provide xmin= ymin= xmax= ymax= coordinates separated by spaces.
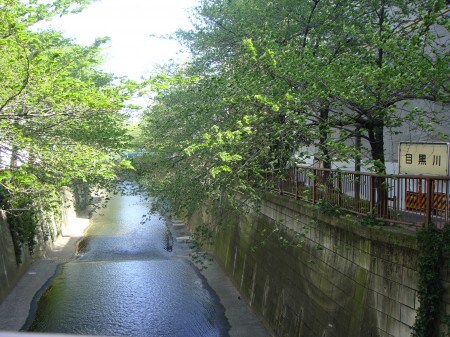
xmin=318 ymin=108 xmax=331 ymax=170
xmin=10 ymin=145 xmax=19 ymax=169
xmin=368 ymin=121 xmax=389 ymax=218
xmin=318 ymin=108 xmax=333 ymax=195
xmin=354 ymin=128 xmax=362 ymax=201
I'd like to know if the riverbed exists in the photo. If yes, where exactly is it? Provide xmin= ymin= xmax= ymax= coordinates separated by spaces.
xmin=25 ymin=184 xmax=230 ymax=337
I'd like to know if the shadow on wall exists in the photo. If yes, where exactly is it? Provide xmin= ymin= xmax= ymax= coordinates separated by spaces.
xmin=0 ymin=187 xmax=89 ymax=303
xmin=190 ymin=193 xmax=449 ymax=337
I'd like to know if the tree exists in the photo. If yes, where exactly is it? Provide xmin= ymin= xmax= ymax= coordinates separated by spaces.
xmin=323 ymin=0 xmax=449 ymax=174
xmin=1 ymin=29 xmax=133 ymax=194
xmin=319 ymin=0 xmax=449 ymax=215
xmin=0 ymin=0 xmax=137 ymax=257
xmin=136 ymin=0 xmax=449 ymax=217
xmin=137 ymin=0 xmax=351 ymax=215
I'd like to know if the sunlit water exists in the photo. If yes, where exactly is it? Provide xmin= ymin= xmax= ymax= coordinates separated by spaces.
xmin=26 ymin=184 xmax=229 ymax=337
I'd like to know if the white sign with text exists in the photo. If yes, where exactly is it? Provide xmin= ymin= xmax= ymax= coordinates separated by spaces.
xmin=399 ymin=142 xmax=449 ymax=176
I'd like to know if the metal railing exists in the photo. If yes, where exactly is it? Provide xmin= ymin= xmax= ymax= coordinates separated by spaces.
xmin=266 ymin=165 xmax=450 ymax=229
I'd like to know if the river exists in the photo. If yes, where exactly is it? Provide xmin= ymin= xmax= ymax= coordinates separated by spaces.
xmin=24 ymin=184 xmax=230 ymax=337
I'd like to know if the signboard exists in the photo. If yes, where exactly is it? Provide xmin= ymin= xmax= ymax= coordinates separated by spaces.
xmin=399 ymin=142 xmax=449 ymax=176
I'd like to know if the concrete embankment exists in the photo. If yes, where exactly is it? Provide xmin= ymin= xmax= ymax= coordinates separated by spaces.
xmin=0 ymin=188 xmax=89 ymax=305
xmin=0 ymin=235 xmax=86 ymax=331
xmin=0 ymin=190 xmax=89 ymax=331
xmin=0 ymin=192 xmax=271 ymax=337
xmin=190 ymin=193 xmax=450 ymax=337
xmin=169 ymin=219 xmax=271 ymax=337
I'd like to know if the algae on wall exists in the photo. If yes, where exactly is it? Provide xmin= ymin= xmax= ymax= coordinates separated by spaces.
xmin=190 ymin=194 xmax=450 ymax=337
xmin=0 ymin=185 xmax=89 ymax=304
xmin=0 ymin=202 xmax=62 ymax=303
xmin=0 ymin=211 xmax=31 ymax=302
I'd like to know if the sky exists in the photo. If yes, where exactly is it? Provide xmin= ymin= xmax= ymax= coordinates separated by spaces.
xmin=37 ymin=0 xmax=199 ymax=80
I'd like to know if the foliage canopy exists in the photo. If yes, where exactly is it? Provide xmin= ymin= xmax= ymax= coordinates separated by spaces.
xmin=0 ymin=0 xmax=138 ymax=240
xmin=136 ymin=0 xmax=449 ymax=218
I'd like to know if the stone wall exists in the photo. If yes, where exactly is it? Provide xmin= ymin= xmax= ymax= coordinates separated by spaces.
xmin=190 ymin=193 xmax=450 ymax=337
xmin=0 ymin=188 xmax=82 ymax=303
xmin=0 ymin=211 xmax=31 ymax=303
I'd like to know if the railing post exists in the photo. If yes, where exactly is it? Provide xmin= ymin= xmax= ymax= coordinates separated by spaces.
xmin=337 ymin=171 xmax=342 ymax=206
xmin=446 ymin=179 xmax=449 ymax=223
xmin=355 ymin=172 xmax=360 ymax=202
xmin=425 ymin=178 xmax=433 ymax=229
xmin=295 ymin=166 xmax=299 ymax=199
xmin=312 ymin=168 xmax=317 ymax=203
xmin=278 ymin=174 xmax=282 ymax=195
xmin=370 ymin=175 xmax=376 ymax=213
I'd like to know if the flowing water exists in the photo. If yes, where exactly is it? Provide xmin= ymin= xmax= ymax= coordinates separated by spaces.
xmin=25 ymin=184 xmax=229 ymax=337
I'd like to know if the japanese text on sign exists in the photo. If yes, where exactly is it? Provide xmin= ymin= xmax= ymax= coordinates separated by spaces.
xmin=399 ymin=142 xmax=449 ymax=176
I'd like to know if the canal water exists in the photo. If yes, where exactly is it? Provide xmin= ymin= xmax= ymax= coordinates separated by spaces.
xmin=25 ymin=184 xmax=230 ymax=337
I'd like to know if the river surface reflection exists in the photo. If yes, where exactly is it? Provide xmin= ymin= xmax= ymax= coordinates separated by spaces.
xmin=27 ymin=185 xmax=229 ymax=337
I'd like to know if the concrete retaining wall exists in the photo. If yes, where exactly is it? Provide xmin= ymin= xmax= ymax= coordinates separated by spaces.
xmin=0 ymin=211 xmax=31 ymax=303
xmin=0 ymin=188 xmax=81 ymax=303
xmin=190 ymin=193 xmax=450 ymax=337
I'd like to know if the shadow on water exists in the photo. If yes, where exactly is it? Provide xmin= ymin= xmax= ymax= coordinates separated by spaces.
xmin=165 ymin=225 xmax=173 ymax=252
xmin=75 ymin=236 xmax=90 ymax=256
xmin=23 ymin=183 xmax=230 ymax=337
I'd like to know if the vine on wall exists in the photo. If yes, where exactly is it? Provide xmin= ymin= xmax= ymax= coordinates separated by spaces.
xmin=72 ymin=181 xmax=92 ymax=215
xmin=8 ymin=206 xmax=37 ymax=264
xmin=5 ymin=190 xmax=64 ymax=264
xmin=412 ymin=224 xmax=449 ymax=337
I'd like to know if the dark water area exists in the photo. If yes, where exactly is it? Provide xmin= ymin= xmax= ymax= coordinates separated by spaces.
xmin=26 ymin=184 xmax=229 ymax=337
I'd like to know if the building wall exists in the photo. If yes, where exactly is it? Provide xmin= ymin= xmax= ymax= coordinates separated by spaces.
xmin=298 ymin=100 xmax=450 ymax=174
xmin=191 ymin=193 xmax=450 ymax=337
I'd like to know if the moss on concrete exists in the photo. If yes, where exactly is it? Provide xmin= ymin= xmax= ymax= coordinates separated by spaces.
xmin=189 ymin=193 xmax=450 ymax=337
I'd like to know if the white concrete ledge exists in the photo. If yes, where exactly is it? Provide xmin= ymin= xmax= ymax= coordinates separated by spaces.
xmin=175 ymin=236 xmax=191 ymax=243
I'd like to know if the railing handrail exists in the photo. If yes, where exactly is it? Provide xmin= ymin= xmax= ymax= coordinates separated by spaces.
xmin=266 ymin=165 xmax=450 ymax=229
xmin=294 ymin=164 xmax=450 ymax=181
